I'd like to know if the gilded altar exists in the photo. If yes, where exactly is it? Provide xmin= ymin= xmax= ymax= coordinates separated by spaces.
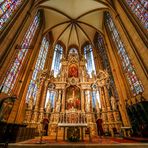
xmin=24 ymin=50 xmax=122 ymax=138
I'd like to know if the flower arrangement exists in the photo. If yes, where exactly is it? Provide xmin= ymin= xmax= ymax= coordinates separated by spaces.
xmin=67 ymin=127 xmax=80 ymax=142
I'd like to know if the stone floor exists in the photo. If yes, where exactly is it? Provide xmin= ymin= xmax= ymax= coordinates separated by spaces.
xmin=5 ymin=136 xmax=148 ymax=148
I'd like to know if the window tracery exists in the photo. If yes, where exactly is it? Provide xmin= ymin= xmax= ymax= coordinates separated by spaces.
xmin=105 ymin=12 xmax=144 ymax=96
xmin=0 ymin=12 xmax=40 ymax=94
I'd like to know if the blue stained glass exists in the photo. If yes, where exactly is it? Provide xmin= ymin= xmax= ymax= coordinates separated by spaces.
xmin=105 ymin=12 xmax=144 ymax=96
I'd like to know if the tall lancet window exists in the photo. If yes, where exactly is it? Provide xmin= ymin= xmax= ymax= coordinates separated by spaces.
xmin=125 ymin=0 xmax=148 ymax=30
xmin=105 ymin=12 xmax=144 ymax=96
xmin=84 ymin=44 xmax=96 ymax=78
xmin=51 ymin=44 xmax=63 ymax=77
xmin=26 ymin=36 xmax=50 ymax=103
xmin=96 ymin=33 xmax=118 ymax=98
xmin=0 ymin=12 xmax=40 ymax=94
xmin=0 ymin=0 xmax=24 ymax=31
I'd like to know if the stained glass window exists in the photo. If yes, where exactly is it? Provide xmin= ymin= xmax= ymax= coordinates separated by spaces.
xmin=125 ymin=0 xmax=148 ymax=30
xmin=95 ymin=33 xmax=118 ymax=98
xmin=51 ymin=44 xmax=63 ymax=77
xmin=26 ymin=36 xmax=49 ymax=103
xmin=0 ymin=12 xmax=40 ymax=94
xmin=0 ymin=0 xmax=24 ymax=31
xmin=105 ymin=12 xmax=144 ymax=96
xmin=84 ymin=44 xmax=96 ymax=78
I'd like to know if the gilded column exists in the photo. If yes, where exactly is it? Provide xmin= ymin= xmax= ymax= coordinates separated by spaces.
xmin=53 ymin=91 xmax=57 ymax=112
xmin=61 ymin=89 xmax=66 ymax=112
xmin=90 ymin=90 xmax=93 ymax=112
xmin=99 ymin=87 xmax=109 ymax=133
xmin=32 ymin=78 xmax=45 ymax=122
xmin=81 ymin=89 xmax=85 ymax=112
xmin=104 ymin=86 xmax=115 ymax=136
xmin=55 ymin=90 xmax=62 ymax=112
xmin=95 ymin=91 xmax=100 ymax=113
xmin=99 ymin=88 xmax=105 ymax=112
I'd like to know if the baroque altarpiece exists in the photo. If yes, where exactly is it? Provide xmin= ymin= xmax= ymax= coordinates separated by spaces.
xmin=24 ymin=51 xmax=122 ymax=137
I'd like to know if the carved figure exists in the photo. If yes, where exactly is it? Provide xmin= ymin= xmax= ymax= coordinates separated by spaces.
xmin=91 ymin=70 xmax=96 ymax=79
xmin=111 ymin=96 xmax=117 ymax=110
xmin=46 ymin=100 xmax=51 ymax=113
xmin=50 ymin=70 xmax=54 ymax=77
xmin=56 ymin=101 xmax=60 ymax=112
xmin=28 ymin=97 xmax=34 ymax=110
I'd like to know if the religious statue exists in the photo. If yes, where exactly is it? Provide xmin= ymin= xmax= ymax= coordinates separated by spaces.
xmin=50 ymin=70 xmax=54 ymax=77
xmin=85 ymin=93 xmax=90 ymax=112
xmin=81 ymin=55 xmax=86 ymax=63
xmin=36 ymin=69 xmax=48 ymax=88
xmin=111 ymin=96 xmax=117 ymax=110
xmin=81 ymin=67 xmax=85 ymax=82
xmin=91 ymin=70 xmax=96 ymax=79
xmin=61 ymin=55 xmax=66 ymax=62
xmin=60 ymin=68 xmax=65 ymax=81
xmin=86 ymin=102 xmax=90 ymax=112
xmin=46 ymin=100 xmax=51 ymax=113
xmin=28 ymin=97 xmax=34 ymax=110
xmin=56 ymin=101 xmax=60 ymax=112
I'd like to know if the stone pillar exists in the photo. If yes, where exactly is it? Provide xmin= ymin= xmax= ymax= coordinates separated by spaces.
xmin=81 ymin=89 xmax=85 ymax=112
xmin=90 ymin=90 xmax=93 ymax=112
xmin=61 ymin=89 xmax=66 ymax=112
xmin=53 ymin=91 xmax=57 ymax=112
xmin=55 ymin=90 xmax=62 ymax=112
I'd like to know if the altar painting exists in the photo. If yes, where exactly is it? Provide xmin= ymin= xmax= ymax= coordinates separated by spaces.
xmin=66 ymin=86 xmax=81 ymax=110
xmin=68 ymin=64 xmax=78 ymax=77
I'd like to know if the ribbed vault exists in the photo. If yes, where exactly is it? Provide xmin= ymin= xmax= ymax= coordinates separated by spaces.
xmin=36 ymin=0 xmax=111 ymax=52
